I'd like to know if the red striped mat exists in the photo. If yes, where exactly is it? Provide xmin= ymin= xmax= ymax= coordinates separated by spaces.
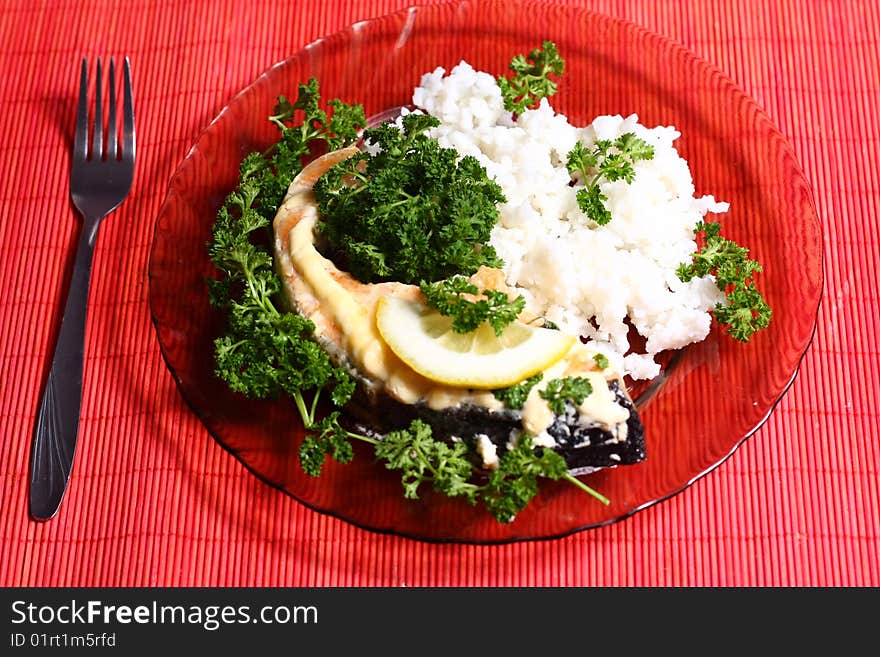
xmin=1 ymin=0 xmax=877 ymax=586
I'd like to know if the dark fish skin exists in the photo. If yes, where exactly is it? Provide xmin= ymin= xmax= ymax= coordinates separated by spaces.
xmin=342 ymin=377 xmax=646 ymax=473
xmin=545 ymin=380 xmax=645 ymax=472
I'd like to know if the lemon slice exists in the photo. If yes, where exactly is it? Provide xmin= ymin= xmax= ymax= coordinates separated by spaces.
xmin=375 ymin=295 xmax=575 ymax=389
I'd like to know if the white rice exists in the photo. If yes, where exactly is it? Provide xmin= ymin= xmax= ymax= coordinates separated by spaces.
xmin=410 ymin=60 xmax=728 ymax=380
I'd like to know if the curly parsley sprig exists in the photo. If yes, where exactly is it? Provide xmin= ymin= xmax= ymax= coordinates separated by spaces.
xmin=497 ymin=41 xmax=565 ymax=114
xmin=208 ymin=78 xmax=364 ymax=410
xmin=493 ymin=374 xmax=543 ymax=410
xmin=208 ymin=78 xmax=367 ymax=481
xmin=677 ymin=220 xmax=771 ymax=341
xmin=301 ymin=420 xmax=608 ymax=522
xmin=566 ymin=133 xmax=655 ymax=225
xmin=313 ymin=113 xmax=506 ymax=285
xmin=540 ymin=376 xmax=594 ymax=415
xmin=420 ymin=276 xmax=526 ymax=336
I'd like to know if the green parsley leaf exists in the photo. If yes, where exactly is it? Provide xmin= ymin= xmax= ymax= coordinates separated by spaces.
xmin=298 ymin=411 xmax=356 ymax=477
xmin=539 ymin=376 xmax=594 ymax=415
xmin=592 ymin=353 xmax=610 ymax=369
xmin=677 ymin=221 xmax=772 ymax=341
xmin=566 ymin=134 xmax=655 ymax=225
xmin=314 ymin=113 xmax=506 ymax=284
xmin=208 ymin=78 xmax=362 ymax=408
xmin=497 ymin=41 xmax=565 ymax=114
xmin=376 ymin=419 xmax=480 ymax=503
xmin=420 ymin=275 xmax=526 ymax=336
xmin=575 ymin=186 xmax=612 ymax=226
xmin=374 ymin=422 xmax=586 ymax=524
xmin=492 ymin=373 xmax=543 ymax=410
xmin=481 ymin=434 xmax=568 ymax=523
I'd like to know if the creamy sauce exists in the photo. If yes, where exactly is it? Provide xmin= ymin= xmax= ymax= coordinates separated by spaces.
xmin=521 ymin=359 xmax=568 ymax=435
xmin=476 ymin=434 xmax=499 ymax=469
xmin=576 ymin=372 xmax=630 ymax=427
xmin=520 ymin=343 xmax=630 ymax=435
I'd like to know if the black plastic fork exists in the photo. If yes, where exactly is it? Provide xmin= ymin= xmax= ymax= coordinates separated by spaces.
xmin=29 ymin=57 xmax=136 ymax=520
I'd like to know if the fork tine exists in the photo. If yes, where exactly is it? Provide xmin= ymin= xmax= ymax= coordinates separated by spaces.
xmin=91 ymin=58 xmax=103 ymax=159
xmin=106 ymin=58 xmax=117 ymax=160
xmin=122 ymin=57 xmax=135 ymax=163
xmin=73 ymin=59 xmax=88 ymax=161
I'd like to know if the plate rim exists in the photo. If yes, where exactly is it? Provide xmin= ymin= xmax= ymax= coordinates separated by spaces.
xmin=148 ymin=0 xmax=825 ymax=543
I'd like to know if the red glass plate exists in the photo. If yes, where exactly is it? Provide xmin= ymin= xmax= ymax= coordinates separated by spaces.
xmin=149 ymin=0 xmax=823 ymax=543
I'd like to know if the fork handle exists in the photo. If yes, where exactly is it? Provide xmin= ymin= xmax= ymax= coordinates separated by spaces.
xmin=29 ymin=218 xmax=99 ymax=520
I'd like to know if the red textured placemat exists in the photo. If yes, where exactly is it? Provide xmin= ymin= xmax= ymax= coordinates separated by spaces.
xmin=1 ymin=0 xmax=877 ymax=586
